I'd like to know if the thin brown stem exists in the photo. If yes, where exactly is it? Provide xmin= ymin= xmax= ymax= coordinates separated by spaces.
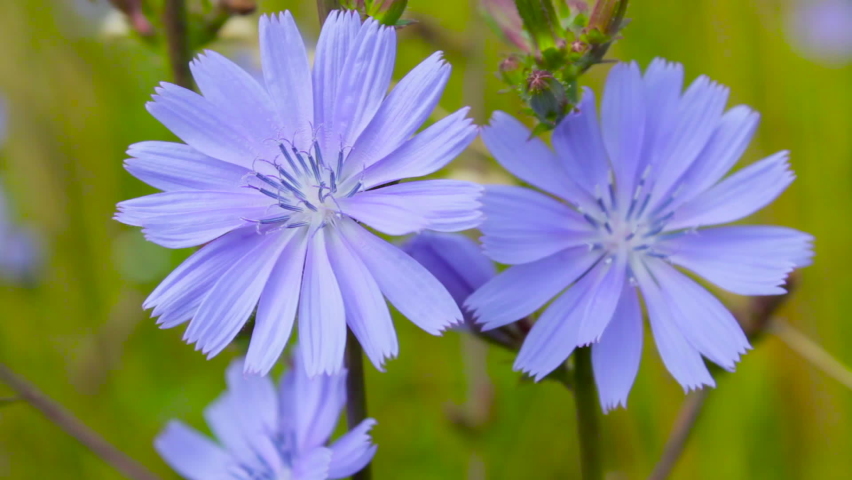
xmin=163 ymin=0 xmax=193 ymax=89
xmin=0 ymin=364 xmax=161 ymax=480
xmin=647 ymin=388 xmax=710 ymax=480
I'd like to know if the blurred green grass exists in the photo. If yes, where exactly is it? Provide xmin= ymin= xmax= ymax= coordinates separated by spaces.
xmin=0 ymin=0 xmax=847 ymax=478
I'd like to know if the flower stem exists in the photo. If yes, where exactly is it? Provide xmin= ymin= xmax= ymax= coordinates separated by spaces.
xmin=163 ymin=0 xmax=193 ymax=89
xmin=648 ymin=388 xmax=710 ymax=480
xmin=0 ymin=364 xmax=161 ymax=480
xmin=573 ymin=347 xmax=603 ymax=480
xmin=345 ymin=329 xmax=372 ymax=480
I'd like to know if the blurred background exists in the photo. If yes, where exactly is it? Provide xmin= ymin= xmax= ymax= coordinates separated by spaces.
xmin=0 ymin=0 xmax=848 ymax=478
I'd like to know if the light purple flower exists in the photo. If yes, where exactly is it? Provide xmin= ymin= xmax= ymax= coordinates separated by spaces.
xmin=155 ymin=349 xmax=377 ymax=480
xmin=115 ymin=11 xmax=480 ymax=376
xmin=467 ymin=59 xmax=814 ymax=411
xmin=786 ymin=0 xmax=852 ymax=65
xmin=400 ymin=232 xmax=495 ymax=316
xmin=402 ymin=232 xmax=526 ymax=347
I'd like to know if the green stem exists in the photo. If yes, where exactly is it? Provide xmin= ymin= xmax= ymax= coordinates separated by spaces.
xmin=344 ymin=330 xmax=372 ymax=480
xmin=163 ymin=0 xmax=193 ymax=89
xmin=573 ymin=347 xmax=603 ymax=480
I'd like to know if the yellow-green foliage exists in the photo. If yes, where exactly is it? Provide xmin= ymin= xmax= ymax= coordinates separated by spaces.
xmin=0 ymin=1 xmax=844 ymax=478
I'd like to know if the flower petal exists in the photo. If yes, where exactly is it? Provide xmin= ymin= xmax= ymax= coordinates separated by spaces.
xmin=312 ymin=10 xmax=362 ymax=146
xmin=224 ymin=358 xmax=278 ymax=432
xmin=145 ymin=227 xmax=261 ymax=328
xmin=154 ymin=421 xmax=231 ymax=480
xmin=260 ymin=12 xmax=314 ymax=145
xmin=674 ymin=105 xmax=760 ymax=206
xmin=657 ymin=226 xmax=813 ymax=296
xmin=480 ymin=185 xmax=597 ymax=265
xmin=146 ymin=83 xmax=256 ymax=167
xmin=668 ymin=151 xmax=794 ymax=230
xmin=466 ymin=246 xmax=601 ymax=331
xmin=292 ymin=447 xmax=333 ymax=480
xmin=402 ymin=232 xmax=495 ymax=307
xmin=279 ymin=347 xmax=347 ymax=451
xmin=326 ymin=228 xmax=398 ymax=371
xmin=343 ymin=52 xmax=451 ymax=175
xmin=245 ymin=230 xmax=310 ymax=375
xmin=633 ymin=259 xmax=715 ymax=391
xmin=513 ymin=269 xmax=598 ymax=381
xmin=640 ymin=59 xmax=684 ymax=164
xmin=328 ymin=419 xmax=378 ymax=479
xmin=124 ymin=141 xmax=249 ymax=192
xmin=645 ymin=258 xmax=750 ymax=371
xmin=117 ymin=190 xmax=270 ymax=249
xmin=575 ymin=253 xmax=627 ymax=346
xmin=551 ymin=88 xmax=610 ymax=199
xmin=203 ymin=362 xmax=283 ymax=471
xmin=190 ymin=50 xmax=280 ymax=154
xmin=338 ymin=219 xmax=462 ymax=334
xmin=592 ymin=281 xmax=643 ymax=412
xmin=601 ymin=62 xmax=646 ymax=203
xmin=184 ymin=231 xmax=289 ymax=358
xmin=361 ymin=107 xmax=477 ymax=188
xmin=481 ymin=112 xmax=581 ymax=202
xmin=646 ymin=75 xmax=729 ymax=207
xmin=331 ymin=19 xmax=396 ymax=147
xmin=298 ymin=228 xmax=348 ymax=377
xmin=340 ymin=180 xmax=482 ymax=236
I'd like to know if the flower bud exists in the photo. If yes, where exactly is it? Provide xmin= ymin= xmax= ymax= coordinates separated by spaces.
xmin=527 ymin=70 xmax=570 ymax=124
xmin=499 ymin=55 xmax=524 ymax=85
xmin=588 ymin=0 xmax=629 ymax=37
xmin=364 ymin=0 xmax=409 ymax=26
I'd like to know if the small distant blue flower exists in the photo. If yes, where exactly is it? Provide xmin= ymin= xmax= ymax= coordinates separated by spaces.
xmin=116 ymin=11 xmax=480 ymax=376
xmin=0 ymin=180 xmax=42 ymax=283
xmin=467 ymin=59 xmax=814 ymax=411
xmin=786 ymin=0 xmax=852 ymax=65
xmin=155 ymin=349 xmax=377 ymax=480
xmin=0 ymin=95 xmax=6 ymax=146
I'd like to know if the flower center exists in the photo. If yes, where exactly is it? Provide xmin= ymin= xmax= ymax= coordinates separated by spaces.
xmin=583 ymin=168 xmax=676 ymax=259
xmin=244 ymin=140 xmax=362 ymax=232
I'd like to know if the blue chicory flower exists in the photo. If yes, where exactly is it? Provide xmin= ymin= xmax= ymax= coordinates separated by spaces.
xmin=155 ymin=349 xmax=377 ymax=480
xmin=115 ymin=11 xmax=480 ymax=376
xmin=401 ymin=232 xmax=523 ymax=348
xmin=400 ymin=232 xmax=495 ymax=319
xmin=467 ymin=59 xmax=814 ymax=411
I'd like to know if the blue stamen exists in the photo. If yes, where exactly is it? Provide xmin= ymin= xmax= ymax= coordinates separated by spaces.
xmin=259 ymin=215 xmax=292 ymax=224
xmin=313 ymin=141 xmax=325 ymax=168
xmin=582 ymin=213 xmax=600 ymax=228
xmin=279 ymin=144 xmax=304 ymax=177
xmin=635 ymin=193 xmax=652 ymax=220
xmin=344 ymin=181 xmax=362 ymax=198
xmin=292 ymin=147 xmax=310 ymax=177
